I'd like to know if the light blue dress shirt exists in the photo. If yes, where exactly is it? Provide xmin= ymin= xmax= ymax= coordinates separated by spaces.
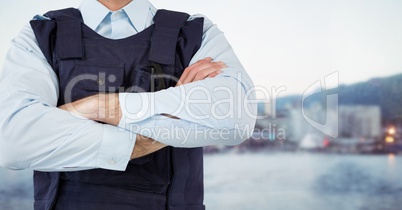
xmin=0 ymin=0 xmax=256 ymax=172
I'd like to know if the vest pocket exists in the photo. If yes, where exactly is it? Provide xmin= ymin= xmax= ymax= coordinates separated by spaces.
xmin=129 ymin=65 xmax=166 ymax=93
xmin=129 ymin=66 xmax=152 ymax=93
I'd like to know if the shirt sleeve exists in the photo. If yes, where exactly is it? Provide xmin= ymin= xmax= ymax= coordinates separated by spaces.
xmin=118 ymin=15 xmax=257 ymax=147
xmin=0 ymin=22 xmax=136 ymax=172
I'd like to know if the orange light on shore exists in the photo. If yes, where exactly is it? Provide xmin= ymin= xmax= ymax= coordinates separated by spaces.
xmin=388 ymin=127 xmax=396 ymax=135
xmin=385 ymin=136 xmax=395 ymax=144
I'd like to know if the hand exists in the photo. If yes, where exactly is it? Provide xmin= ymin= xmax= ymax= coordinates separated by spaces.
xmin=59 ymin=93 xmax=121 ymax=126
xmin=176 ymin=57 xmax=226 ymax=87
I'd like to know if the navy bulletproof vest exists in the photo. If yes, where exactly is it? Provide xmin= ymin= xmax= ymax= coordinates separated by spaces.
xmin=30 ymin=8 xmax=205 ymax=210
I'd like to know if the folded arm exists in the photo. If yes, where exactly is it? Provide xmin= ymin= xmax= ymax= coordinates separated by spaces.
xmin=60 ymin=57 xmax=226 ymax=156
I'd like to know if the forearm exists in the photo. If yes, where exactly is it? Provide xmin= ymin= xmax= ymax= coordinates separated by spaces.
xmin=126 ymin=115 xmax=252 ymax=147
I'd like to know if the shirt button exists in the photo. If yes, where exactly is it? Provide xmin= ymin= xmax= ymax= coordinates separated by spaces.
xmin=108 ymin=159 xmax=116 ymax=165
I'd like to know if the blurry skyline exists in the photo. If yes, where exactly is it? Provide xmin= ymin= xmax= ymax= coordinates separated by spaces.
xmin=1 ymin=0 xmax=402 ymax=97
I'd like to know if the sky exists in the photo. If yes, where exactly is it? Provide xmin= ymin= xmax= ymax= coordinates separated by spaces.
xmin=1 ymin=0 xmax=401 ymax=98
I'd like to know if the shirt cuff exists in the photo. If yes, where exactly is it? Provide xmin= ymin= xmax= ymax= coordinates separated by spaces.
xmin=119 ymin=92 xmax=158 ymax=128
xmin=96 ymin=124 xmax=136 ymax=171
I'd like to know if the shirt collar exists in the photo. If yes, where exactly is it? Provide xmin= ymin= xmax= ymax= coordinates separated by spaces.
xmin=79 ymin=0 xmax=111 ymax=31
xmin=124 ymin=0 xmax=154 ymax=32
xmin=79 ymin=0 xmax=155 ymax=32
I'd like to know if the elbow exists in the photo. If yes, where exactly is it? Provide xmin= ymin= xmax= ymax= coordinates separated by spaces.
xmin=233 ymin=118 xmax=256 ymax=146
xmin=0 ymin=97 xmax=38 ymax=170
xmin=0 ymin=140 xmax=30 ymax=170
xmin=223 ymin=77 xmax=258 ymax=131
xmin=222 ymin=115 xmax=256 ymax=146
xmin=225 ymin=101 xmax=257 ymax=146
xmin=0 ymin=121 xmax=31 ymax=170
xmin=215 ymin=99 xmax=257 ymax=130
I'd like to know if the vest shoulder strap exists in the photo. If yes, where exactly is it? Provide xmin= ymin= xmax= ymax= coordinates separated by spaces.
xmin=149 ymin=9 xmax=190 ymax=65
xmin=44 ymin=8 xmax=83 ymax=22
xmin=30 ymin=8 xmax=83 ymax=68
xmin=30 ymin=18 xmax=56 ymax=66
xmin=46 ymin=8 xmax=83 ymax=60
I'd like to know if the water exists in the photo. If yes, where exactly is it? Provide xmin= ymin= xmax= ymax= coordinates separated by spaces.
xmin=204 ymin=153 xmax=402 ymax=210
xmin=0 ymin=169 xmax=33 ymax=210
xmin=1 ymin=153 xmax=401 ymax=210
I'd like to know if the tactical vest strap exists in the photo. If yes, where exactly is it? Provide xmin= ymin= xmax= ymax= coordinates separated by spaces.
xmin=56 ymin=20 xmax=83 ymax=59
xmin=46 ymin=8 xmax=84 ymax=60
xmin=30 ymin=20 xmax=56 ymax=66
xmin=149 ymin=10 xmax=190 ymax=65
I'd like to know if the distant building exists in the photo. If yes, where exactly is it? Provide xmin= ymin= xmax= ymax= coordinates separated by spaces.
xmin=286 ymin=108 xmax=308 ymax=142
xmin=256 ymin=101 xmax=381 ymax=143
xmin=257 ymin=102 xmax=266 ymax=116
xmin=339 ymin=105 xmax=381 ymax=138
xmin=257 ymin=101 xmax=275 ymax=118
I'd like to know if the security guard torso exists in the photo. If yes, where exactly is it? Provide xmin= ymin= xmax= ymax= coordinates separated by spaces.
xmin=30 ymin=8 xmax=204 ymax=210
